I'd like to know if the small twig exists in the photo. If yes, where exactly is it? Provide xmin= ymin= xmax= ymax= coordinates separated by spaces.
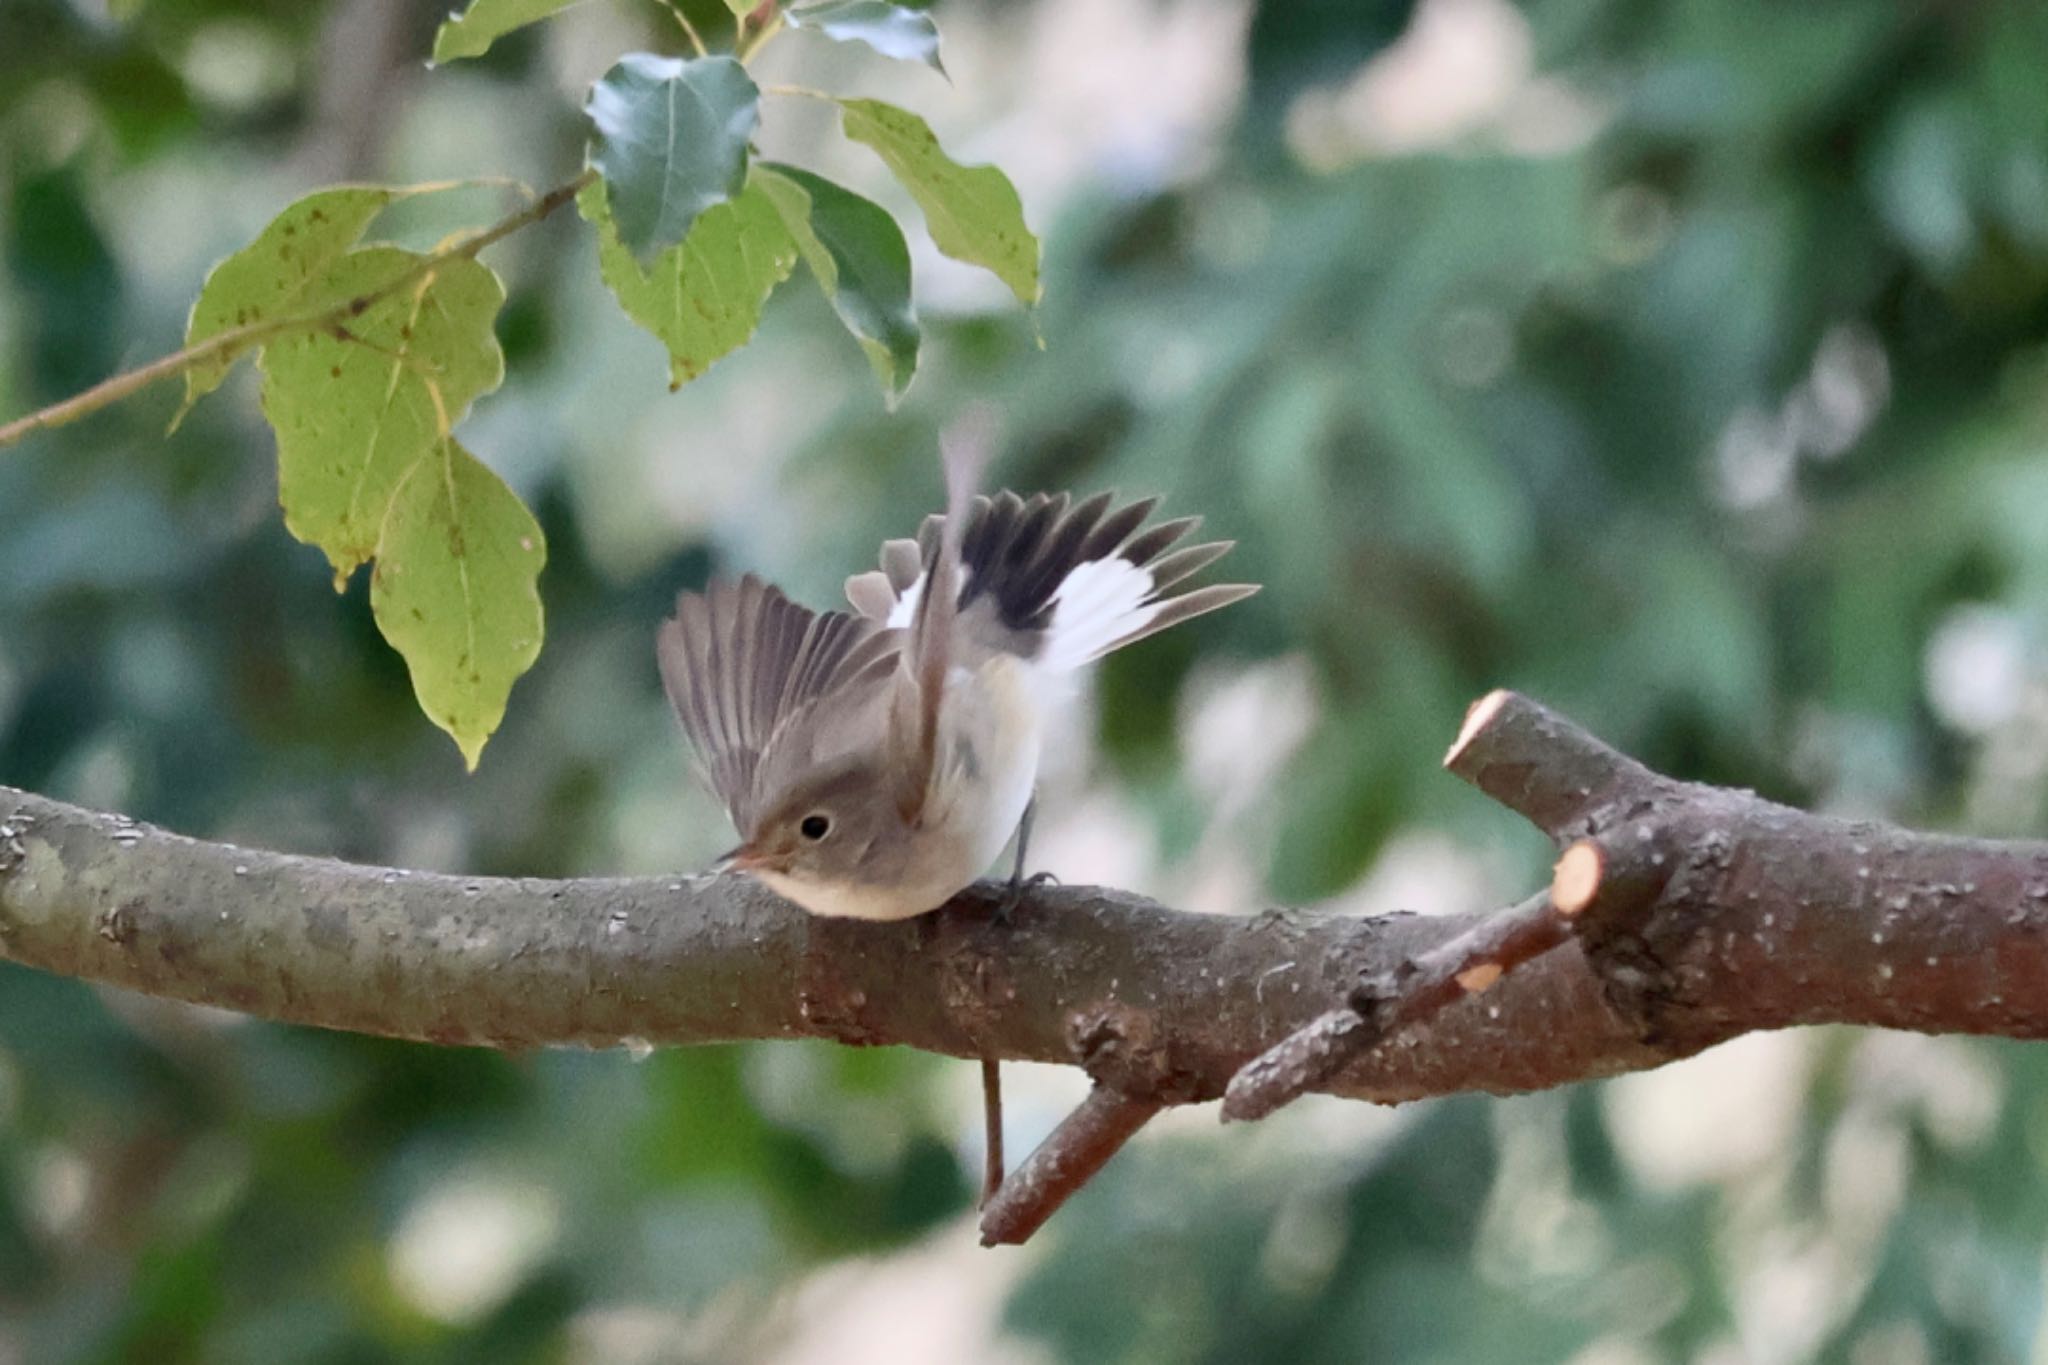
xmin=978 ymin=1087 xmax=1162 ymax=1247
xmin=1222 ymin=892 xmax=1570 ymax=1122
xmin=1551 ymin=836 xmax=1673 ymax=929
xmin=1442 ymin=689 xmax=1666 ymax=843
xmin=1218 ymin=1009 xmax=1370 ymax=1124
xmin=0 ymin=169 xmax=597 ymax=451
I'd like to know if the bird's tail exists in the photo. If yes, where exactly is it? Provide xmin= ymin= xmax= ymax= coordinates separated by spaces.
xmin=848 ymin=483 xmax=1257 ymax=674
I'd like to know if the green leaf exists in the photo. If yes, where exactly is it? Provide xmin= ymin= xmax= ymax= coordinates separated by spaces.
xmin=837 ymin=98 xmax=1039 ymax=308
xmin=176 ymin=187 xmax=398 ymax=426
xmin=755 ymin=164 xmax=919 ymax=403
xmin=258 ymin=247 xmax=507 ymax=580
xmin=584 ymin=53 xmax=760 ymax=265
xmin=785 ymin=1 xmax=944 ymax=74
xmin=370 ymin=438 xmax=546 ymax=770
xmin=579 ymin=173 xmax=798 ymax=389
xmin=720 ymin=0 xmax=754 ymax=14
xmin=431 ymin=0 xmax=588 ymax=64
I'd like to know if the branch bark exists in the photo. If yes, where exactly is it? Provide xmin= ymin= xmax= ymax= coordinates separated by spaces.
xmin=5 ymin=691 xmax=2048 ymax=1235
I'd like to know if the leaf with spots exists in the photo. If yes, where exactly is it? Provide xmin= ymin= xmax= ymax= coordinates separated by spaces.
xmin=785 ymin=1 xmax=945 ymax=74
xmin=175 ymin=186 xmax=399 ymax=426
xmin=755 ymin=163 xmax=919 ymax=403
xmin=258 ymin=247 xmax=507 ymax=581
xmin=431 ymin=0 xmax=590 ymax=64
xmin=584 ymin=53 xmax=760 ymax=265
xmin=837 ymin=98 xmax=1039 ymax=308
xmin=371 ymin=438 xmax=547 ymax=770
xmin=579 ymin=172 xmax=798 ymax=390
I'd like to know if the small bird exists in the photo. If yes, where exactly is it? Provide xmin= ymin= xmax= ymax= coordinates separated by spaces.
xmin=657 ymin=439 xmax=1257 ymax=921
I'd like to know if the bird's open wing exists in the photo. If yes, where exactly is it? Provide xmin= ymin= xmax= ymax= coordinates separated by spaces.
xmin=658 ymin=576 xmax=900 ymax=832
xmin=884 ymin=424 xmax=985 ymax=822
xmin=845 ymin=489 xmax=1257 ymax=672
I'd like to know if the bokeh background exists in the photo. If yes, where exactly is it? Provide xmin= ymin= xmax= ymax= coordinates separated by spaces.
xmin=5 ymin=0 xmax=2048 ymax=1359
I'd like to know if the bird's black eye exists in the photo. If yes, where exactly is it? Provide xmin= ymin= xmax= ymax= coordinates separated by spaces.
xmin=799 ymin=813 xmax=831 ymax=841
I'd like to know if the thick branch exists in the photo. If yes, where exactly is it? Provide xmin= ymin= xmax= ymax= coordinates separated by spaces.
xmin=1438 ymin=690 xmax=2048 ymax=1050
xmin=7 ymin=719 xmax=2048 ymax=1113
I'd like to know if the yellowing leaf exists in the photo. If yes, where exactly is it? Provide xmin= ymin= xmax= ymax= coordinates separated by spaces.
xmin=371 ymin=439 xmax=546 ymax=770
xmin=432 ymin=0 xmax=588 ymax=64
xmin=837 ymin=98 xmax=1040 ymax=308
xmin=177 ymin=186 xmax=398 ymax=424
xmin=579 ymin=174 xmax=798 ymax=389
xmin=182 ymin=186 xmax=540 ymax=767
xmin=258 ymin=247 xmax=506 ymax=580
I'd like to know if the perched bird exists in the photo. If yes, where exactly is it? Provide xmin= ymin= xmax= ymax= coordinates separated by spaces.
xmin=658 ymin=442 xmax=1257 ymax=921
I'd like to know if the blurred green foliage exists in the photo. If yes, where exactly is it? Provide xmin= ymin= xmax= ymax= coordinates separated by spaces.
xmin=3 ymin=0 xmax=2048 ymax=1360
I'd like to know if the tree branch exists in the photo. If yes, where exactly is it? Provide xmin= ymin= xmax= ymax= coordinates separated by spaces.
xmin=978 ymin=1088 xmax=1161 ymax=1247
xmin=1220 ymin=891 xmax=1573 ymax=1122
xmin=0 ymin=170 xmax=597 ymax=451
xmin=6 ymin=690 xmax=2048 ymax=1239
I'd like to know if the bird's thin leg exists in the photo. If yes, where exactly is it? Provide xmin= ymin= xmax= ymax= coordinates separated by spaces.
xmin=977 ymin=796 xmax=1061 ymax=1206
xmin=1009 ymin=796 xmax=1036 ymax=895
xmin=980 ymin=1055 xmax=1005 ymax=1207
xmin=996 ymin=796 xmax=1057 ymax=924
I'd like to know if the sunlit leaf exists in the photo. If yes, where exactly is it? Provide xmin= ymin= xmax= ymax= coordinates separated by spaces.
xmin=755 ymin=164 xmax=919 ymax=402
xmin=431 ymin=0 xmax=588 ymax=64
xmin=580 ymin=173 xmax=798 ymax=389
xmin=177 ymin=187 xmax=398 ymax=425
xmin=258 ymin=248 xmax=507 ymax=581
xmin=370 ymin=438 xmax=546 ymax=769
xmin=836 ymin=98 xmax=1038 ymax=307
xmin=785 ymin=1 xmax=944 ymax=73
xmin=584 ymin=53 xmax=760 ymax=265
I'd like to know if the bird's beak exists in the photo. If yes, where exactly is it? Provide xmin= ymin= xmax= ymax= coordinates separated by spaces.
xmin=715 ymin=842 xmax=773 ymax=874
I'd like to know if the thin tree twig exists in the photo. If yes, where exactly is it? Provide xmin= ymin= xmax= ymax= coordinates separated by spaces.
xmin=1222 ymin=892 xmax=1573 ymax=1122
xmin=978 ymin=1088 xmax=1162 ymax=1247
xmin=0 ymin=169 xmax=597 ymax=451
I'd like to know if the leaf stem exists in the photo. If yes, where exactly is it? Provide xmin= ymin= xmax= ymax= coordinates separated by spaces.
xmin=736 ymin=1 xmax=783 ymax=62
xmin=0 ymin=168 xmax=599 ymax=452
xmin=660 ymin=0 xmax=709 ymax=58
xmin=762 ymin=83 xmax=833 ymax=101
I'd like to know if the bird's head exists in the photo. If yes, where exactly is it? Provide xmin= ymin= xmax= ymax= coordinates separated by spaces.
xmin=719 ymin=759 xmax=901 ymax=894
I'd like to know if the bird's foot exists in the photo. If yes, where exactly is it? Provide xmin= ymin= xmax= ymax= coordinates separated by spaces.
xmin=994 ymin=870 xmax=1060 ymax=924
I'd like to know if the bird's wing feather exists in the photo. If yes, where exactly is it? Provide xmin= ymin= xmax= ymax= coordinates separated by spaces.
xmin=658 ymin=575 xmax=899 ymax=832
xmin=846 ymin=488 xmax=1257 ymax=671
xmin=886 ymin=424 xmax=986 ymax=821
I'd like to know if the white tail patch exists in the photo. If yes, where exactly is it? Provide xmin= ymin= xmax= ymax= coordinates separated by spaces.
xmin=884 ymin=565 xmax=975 ymax=630
xmin=1040 ymin=557 xmax=1157 ymax=673
xmin=885 ymin=573 xmax=923 ymax=629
